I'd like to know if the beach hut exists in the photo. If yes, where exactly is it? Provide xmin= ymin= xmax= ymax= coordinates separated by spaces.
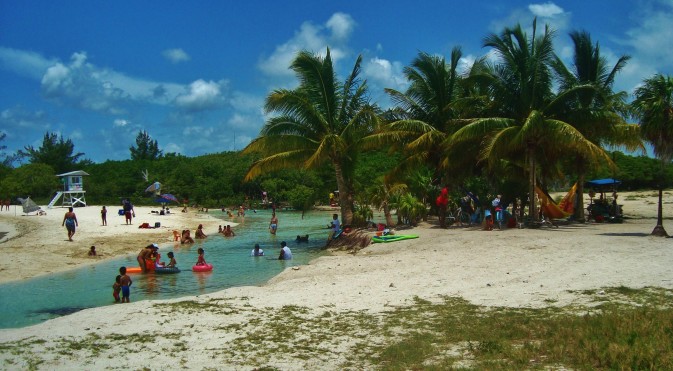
xmin=47 ymin=170 xmax=90 ymax=208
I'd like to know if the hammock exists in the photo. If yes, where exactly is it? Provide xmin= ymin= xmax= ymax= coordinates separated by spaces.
xmin=534 ymin=183 xmax=576 ymax=219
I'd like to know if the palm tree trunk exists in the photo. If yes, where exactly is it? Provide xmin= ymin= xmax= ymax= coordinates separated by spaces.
xmin=574 ymin=173 xmax=586 ymax=223
xmin=333 ymin=160 xmax=354 ymax=225
xmin=383 ymin=202 xmax=395 ymax=227
xmin=652 ymin=184 xmax=669 ymax=237
xmin=528 ymin=147 xmax=539 ymax=222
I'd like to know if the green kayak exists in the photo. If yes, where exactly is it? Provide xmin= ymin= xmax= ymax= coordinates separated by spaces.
xmin=371 ymin=234 xmax=419 ymax=243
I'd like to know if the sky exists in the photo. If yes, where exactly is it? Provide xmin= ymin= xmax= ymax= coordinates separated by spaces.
xmin=1 ymin=0 xmax=672 ymax=164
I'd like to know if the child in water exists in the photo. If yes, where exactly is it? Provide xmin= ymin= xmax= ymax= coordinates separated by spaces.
xmin=195 ymin=248 xmax=207 ymax=266
xmin=166 ymin=252 xmax=177 ymax=268
xmin=119 ymin=267 xmax=132 ymax=303
xmin=112 ymin=275 xmax=121 ymax=303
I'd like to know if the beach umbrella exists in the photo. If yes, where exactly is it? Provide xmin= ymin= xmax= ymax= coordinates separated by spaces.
xmin=145 ymin=181 xmax=161 ymax=193
xmin=159 ymin=193 xmax=178 ymax=203
xmin=17 ymin=197 xmax=40 ymax=214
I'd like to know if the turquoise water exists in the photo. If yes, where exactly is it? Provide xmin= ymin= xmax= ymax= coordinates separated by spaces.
xmin=0 ymin=209 xmax=333 ymax=329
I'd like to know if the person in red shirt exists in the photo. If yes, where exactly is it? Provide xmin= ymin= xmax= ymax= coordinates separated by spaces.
xmin=436 ymin=186 xmax=449 ymax=228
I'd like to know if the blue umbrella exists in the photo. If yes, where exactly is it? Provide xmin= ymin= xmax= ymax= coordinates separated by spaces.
xmin=159 ymin=193 xmax=179 ymax=203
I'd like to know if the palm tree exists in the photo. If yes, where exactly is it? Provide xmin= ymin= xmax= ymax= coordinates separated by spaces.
xmin=453 ymin=19 xmax=611 ymax=222
xmin=368 ymin=48 xmax=464 ymax=183
xmin=631 ymin=74 xmax=673 ymax=236
xmin=242 ymin=48 xmax=379 ymax=225
xmin=367 ymin=177 xmax=408 ymax=227
xmin=551 ymin=30 xmax=642 ymax=222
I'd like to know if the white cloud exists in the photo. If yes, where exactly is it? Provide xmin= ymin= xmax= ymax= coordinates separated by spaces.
xmin=528 ymin=2 xmax=564 ymax=17
xmin=258 ymin=12 xmax=355 ymax=78
xmin=458 ymin=55 xmax=476 ymax=75
xmin=163 ymin=142 xmax=183 ymax=154
xmin=362 ymin=57 xmax=407 ymax=91
xmin=490 ymin=3 xmax=569 ymax=35
xmin=162 ymin=48 xmax=191 ymax=64
xmin=31 ymin=50 xmax=230 ymax=115
xmin=0 ymin=47 xmax=56 ymax=80
xmin=326 ymin=12 xmax=355 ymax=41
xmin=174 ymin=79 xmax=228 ymax=111
xmin=113 ymin=119 xmax=130 ymax=127
xmin=623 ymin=1 xmax=673 ymax=74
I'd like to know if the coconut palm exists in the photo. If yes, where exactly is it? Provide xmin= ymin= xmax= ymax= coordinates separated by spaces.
xmin=368 ymin=48 xmax=464 ymax=182
xmin=631 ymin=74 xmax=673 ymax=236
xmin=367 ymin=177 xmax=408 ymax=227
xmin=453 ymin=19 xmax=611 ymax=222
xmin=397 ymin=192 xmax=426 ymax=226
xmin=551 ymin=30 xmax=642 ymax=222
xmin=242 ymin=48 xmax=379 ymax=225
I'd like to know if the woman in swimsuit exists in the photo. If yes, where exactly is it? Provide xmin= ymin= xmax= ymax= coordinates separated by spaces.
xmin=62 ymin=207 xmax=78 ymax=241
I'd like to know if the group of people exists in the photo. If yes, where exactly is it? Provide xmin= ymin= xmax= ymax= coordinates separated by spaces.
xmin=217 ymin=224 xmax=235 ymax=237
xmin=0 ymin=198 xmax=11 ymax=210
xmin=249 ymin=241 xmax=292 ymax=260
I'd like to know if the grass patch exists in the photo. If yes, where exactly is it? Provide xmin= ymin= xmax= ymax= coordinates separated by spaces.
xmin=368 ymin=288 xmax=673 ymax=370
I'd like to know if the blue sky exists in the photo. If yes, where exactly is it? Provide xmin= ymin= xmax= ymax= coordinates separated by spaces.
xmin=1 ymin=0 xmax=672 ymax=163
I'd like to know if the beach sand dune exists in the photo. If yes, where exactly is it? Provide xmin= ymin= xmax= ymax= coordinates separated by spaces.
xmin=0 ymin=191 xmax=671 ymax=369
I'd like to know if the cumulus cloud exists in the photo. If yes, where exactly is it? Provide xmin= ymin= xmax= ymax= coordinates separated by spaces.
xmin=258 ymin=12 xmax=356 ymax=78
xmin=528 ymin=2 xmax=564 ymax=17
xmin=162 ymin=48 xmax=191 ymax=63
xmin=362 ymin=57 xmax=407 ymax=91
xmin=174 ymin=79 xmax=229 ymax=111
xmin=326 ymin=12 xmax=355 ymax=41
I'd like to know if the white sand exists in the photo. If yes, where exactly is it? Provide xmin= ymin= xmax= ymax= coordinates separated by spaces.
xmin=0 ymin=191 xmax=672 ymax=370
xmin=0 ymin=204 xmax=232 ymax=284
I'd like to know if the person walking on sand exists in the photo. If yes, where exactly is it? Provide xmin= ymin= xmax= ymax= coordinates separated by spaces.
xmin=123 ymin=199 xmax=135 ymax=225
xmin=101 ymin=206 xmax=107 ymax=226
xmin=62 ymin=207 xmax=78 ymax=241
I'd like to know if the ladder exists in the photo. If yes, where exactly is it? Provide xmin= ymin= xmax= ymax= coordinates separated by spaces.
xmin=48 ymin=192 xmax=62 ymax=209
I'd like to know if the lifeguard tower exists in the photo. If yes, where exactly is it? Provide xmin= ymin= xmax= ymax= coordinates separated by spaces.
xmin=48 ymin=170 xmax=90 ymax=208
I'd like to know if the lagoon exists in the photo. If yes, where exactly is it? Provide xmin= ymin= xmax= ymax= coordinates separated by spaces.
xmin=0 ymin=209 xmax=332 ymax=329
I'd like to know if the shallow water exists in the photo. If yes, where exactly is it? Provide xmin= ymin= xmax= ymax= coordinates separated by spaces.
xmin=0 ymin=209 xmax=333 ymax=329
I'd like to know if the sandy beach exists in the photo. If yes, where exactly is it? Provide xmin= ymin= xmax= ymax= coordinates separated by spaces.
xmin=0 ymin=191 xmax=672 ymax=369
xmin=0 ymin=205 xmax=230 ymax=285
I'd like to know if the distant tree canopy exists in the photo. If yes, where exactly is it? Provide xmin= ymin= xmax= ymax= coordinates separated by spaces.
xmin=0 ymin=163 xmax=59 ymax=198
xmin=130 ymin=130 xmax=163 ymax=161
xmin=18 ymin=132 xmax=86 ymax=174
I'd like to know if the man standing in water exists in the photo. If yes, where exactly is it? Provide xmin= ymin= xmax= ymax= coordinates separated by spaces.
xmin=61 ymin=207 xmax=78 ymax=241
xmin=269 ymin=212 xmax=278 ymax=235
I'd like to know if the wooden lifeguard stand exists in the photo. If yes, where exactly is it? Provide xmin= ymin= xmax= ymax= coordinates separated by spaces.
xmin=48 ymin=170 xmax=90 ymax=208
